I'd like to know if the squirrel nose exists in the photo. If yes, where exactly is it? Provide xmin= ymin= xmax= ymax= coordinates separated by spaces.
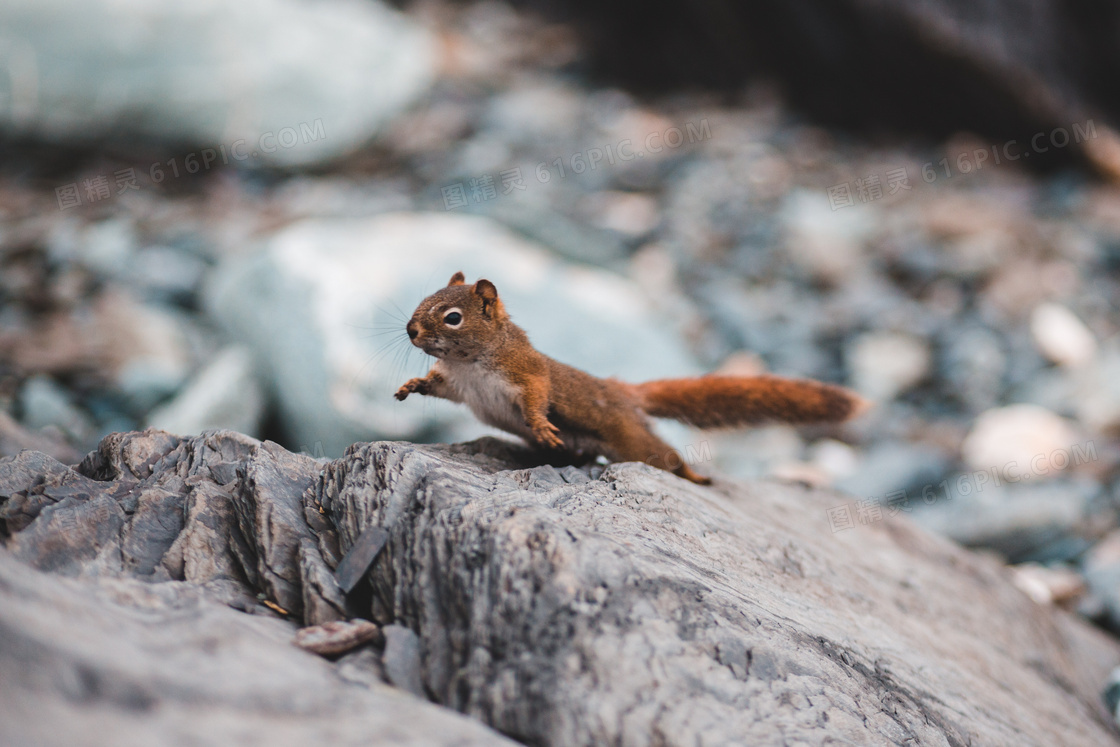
xmin=407 ymin=323 xmax=419 ymax=340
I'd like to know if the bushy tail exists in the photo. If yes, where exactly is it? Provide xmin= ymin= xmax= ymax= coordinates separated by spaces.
xmin=633 ymin=375 xmax=868 ymax=429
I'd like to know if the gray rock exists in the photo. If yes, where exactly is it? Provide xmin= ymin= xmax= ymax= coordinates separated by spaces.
xmin=779 ymin=188 xmax=875 ymax=283
xmin=98 ymin=294 xmax=196 ymax=412
xmin=708 ymin=424 xmax=804 ymax=480
xmin=4 ymin=430 xmax=1119 ymax=745
xmin=18 ymin=375 xmax=95 ymax=444
xmin=695 ymin=276 xmax=831 ymax=378
xmin=0 ymin=555 xmax=517 ymax=747
xmin=1031 ymin=302 xmax=1097 ymax=368
xmin=204 ymin=212 xmax=700 ymax=456
xmin=482 ymin=82 xmax=585 ymax=146
xmin=1081 ymin=530 xmax=1120 ymax=633
xmin=833 ymin=441 xmax=950 ymax=500
xmin=382 ymin=625 xmax=426 ymax=698
xmin=1016 ymin=365 xmax=1080 ymax=416
xmin=1105 ymin=667 xmax=1120 ymax=726
xmin=942 ymin=324 xmax=1007 ymax=412
xmin=145 ymin=346 xmax=265 ymax=439
xmin=132 ymin=245 xmax=210 ymax=302
xmin=334 ymin=524 xmax=390 ymax=594
xmin=0 ymin=0 xmax=435 ymax=166
xmin=962 ymin=404 xmax=1082 ymax=480
xmin=912 ymin=478 xmax=1111 ymax=563
xmin=847 ymin=331 xmax=931 ymax=402
xmin=0 ymin=411 xmax=82 ymax=465
xmin=1073 ymin=341 xmax=1120 ymax=434
xmin=469 ymin=197 xmax=630 ymax=267
xmin=72 ymin=218 xmax=137 ymax=279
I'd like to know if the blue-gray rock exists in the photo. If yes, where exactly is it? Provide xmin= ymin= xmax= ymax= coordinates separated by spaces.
xmin=382 ymin=625 xmax=426 ymax=698
xmin=145 ymin=346 xmax=265 ymax=439
xmin=0 ymin=0 xmax=435 ymax=166
xmin=912 ymin=478 xmax=1111 ymax=563
xmin=940 ymin=324 xmax=1007 ymax=412
xmin=833 ymin=441 xmax=950 ymax=501
xmin=18 ymin=375 xmax=94 ymax=445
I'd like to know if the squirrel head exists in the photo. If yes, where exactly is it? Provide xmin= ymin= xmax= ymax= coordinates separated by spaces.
xmin=405 ymin=271 xmax=509 ymax=361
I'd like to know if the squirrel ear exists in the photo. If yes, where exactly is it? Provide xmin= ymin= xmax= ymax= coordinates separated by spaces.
xmin=448 ymin=271 xmax=466 ymax=287
xmin=473 ymin=279 xmax=499 ymax=313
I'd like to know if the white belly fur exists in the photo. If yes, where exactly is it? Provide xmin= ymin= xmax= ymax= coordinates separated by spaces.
xmin=436 ymin=360 xmax=531 ymax=438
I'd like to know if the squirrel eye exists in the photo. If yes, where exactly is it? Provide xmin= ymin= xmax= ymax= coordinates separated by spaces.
xmin=443 ymin=311 xmax=463 ymax=327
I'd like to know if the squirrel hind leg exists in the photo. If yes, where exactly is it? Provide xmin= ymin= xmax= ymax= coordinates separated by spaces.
xmin=607 ymin=422 xmax=712 ymax=485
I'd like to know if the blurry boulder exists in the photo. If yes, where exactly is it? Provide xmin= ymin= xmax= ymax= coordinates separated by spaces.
xmin=833 ymin=441 xmax=949 ymax=501
xmin=962 ymin=404 xmax=1082 ymax=480
xmin=1073 ymin=341 xmax=1120 ymax=434
xmin=941 ymin=325 xmax=1007 ymax=412
xmin=0 ymin=0 xmax=436 ymax=166
xmin=0 ymin=291 xmax=194 ymax=412
xmin=847 ymin=331 xmax=931 ymax=402
xmin=18 ymin=375 xmax=95 ymax=446
xmin=1084 ymin=530 xmax=1120 ymax=632
xmin=912 ymin=478 xmax=1110 ymax=563
xmin=145 ymin=346 xmax=265 ymax=439
xmin=780 ymin=189 xmax=874 ymax=283
xmin=708 ymin=425 xmax=803 ymax=481
xmin=204 ymin=212 xmax=700 ymax=456
xmin=0 ymin=411 xmax=82 ymax=464
xmin=99 ymin=294 xmax=197 ymax=413
xmin=482 ymin=81 xmax=585 ymax=146
xmin=1031 ymin=302 xmax=1097 ymax=368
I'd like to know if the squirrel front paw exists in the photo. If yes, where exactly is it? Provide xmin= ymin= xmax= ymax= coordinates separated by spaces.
xmin=531 ymin=419 xmax=565 ymax=450
xmin=394 ymin=378 xmax=427 ymax=401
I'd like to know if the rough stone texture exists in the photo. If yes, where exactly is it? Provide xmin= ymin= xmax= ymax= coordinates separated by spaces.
xmin=0 ymin=554 xmax=517 ymax=747
xmin=3 ymin=429 xmax=1120 ymax=745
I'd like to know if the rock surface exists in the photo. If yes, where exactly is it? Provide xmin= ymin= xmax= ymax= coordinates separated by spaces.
xmin=3 ymin=429 xmax=1120 ymax=745
xmin=0 ymin=553 xmax=516 ymax=747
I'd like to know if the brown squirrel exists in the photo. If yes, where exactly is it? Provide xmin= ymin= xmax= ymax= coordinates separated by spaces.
xmin=395 ymin=272 xmax=868 ymax=484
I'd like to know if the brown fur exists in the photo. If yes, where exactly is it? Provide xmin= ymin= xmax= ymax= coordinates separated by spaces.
xmin=634 ymin=375 xmax=868 ymax=428
xmin=396 ymin=273 xmax=868 ymax=485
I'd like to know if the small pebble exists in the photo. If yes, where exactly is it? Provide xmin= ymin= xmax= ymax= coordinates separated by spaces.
xmin=294 ymin=619 xmax=383 ymax=657
xmin=1009 ymin=563 xmax=1085 ymax=607
xmin=1030 ymin=302 xmax=1096 ymax=367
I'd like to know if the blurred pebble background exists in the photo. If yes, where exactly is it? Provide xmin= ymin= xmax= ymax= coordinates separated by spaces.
xmin=3 ymin=0 xmax=1120 ymax=631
